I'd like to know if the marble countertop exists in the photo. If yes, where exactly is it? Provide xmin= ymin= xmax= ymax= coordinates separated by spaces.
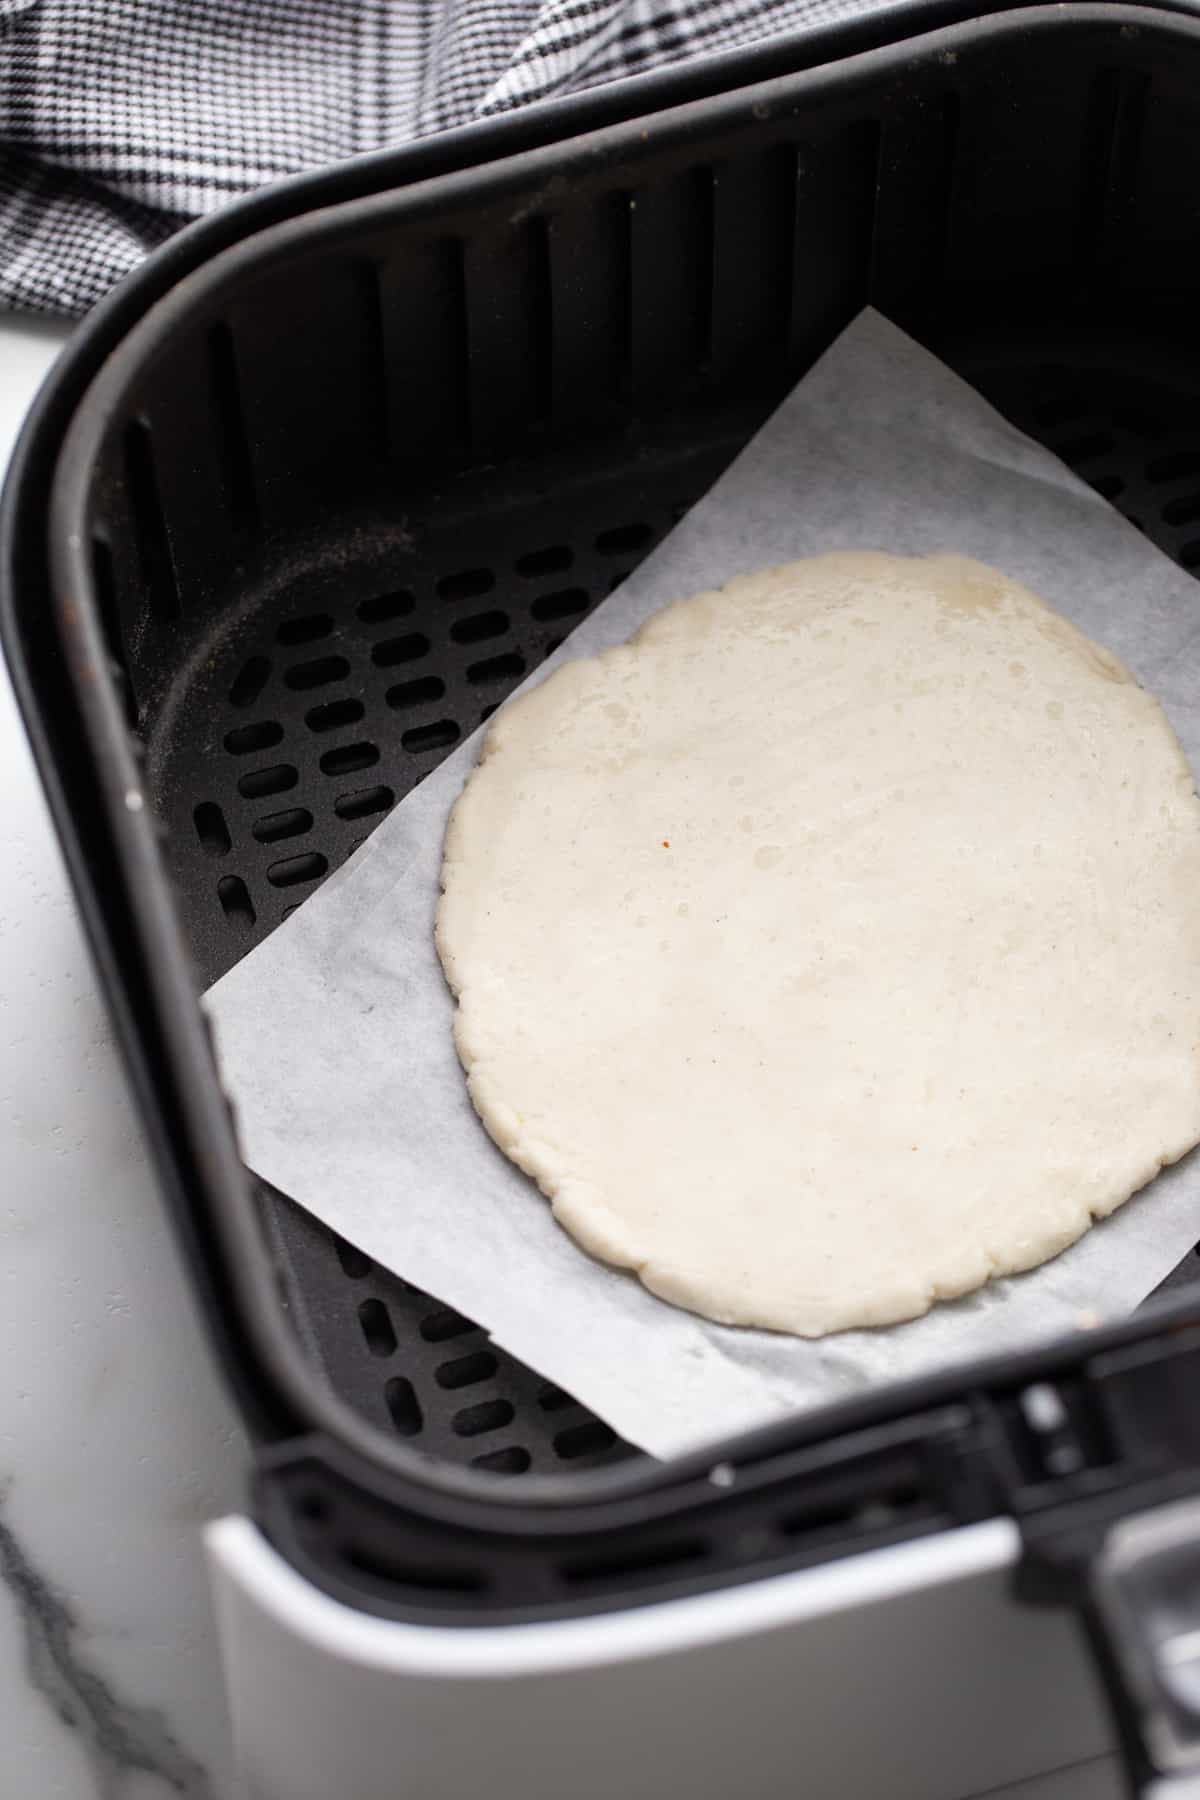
xmin=0 ymin=316 xmax=244 ymax=1799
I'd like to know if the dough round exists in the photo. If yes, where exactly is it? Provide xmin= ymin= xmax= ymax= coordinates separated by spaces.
xmin=436 ymin=553 xmax=1200 ymax=1336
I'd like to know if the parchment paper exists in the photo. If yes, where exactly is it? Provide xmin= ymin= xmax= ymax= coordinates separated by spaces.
xmin=207 ymin=310 xmax=1200 ymax=1458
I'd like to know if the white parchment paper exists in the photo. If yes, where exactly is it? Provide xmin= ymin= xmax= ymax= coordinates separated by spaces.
xmin=207 ymin=310 xmax=1200 ymax=1458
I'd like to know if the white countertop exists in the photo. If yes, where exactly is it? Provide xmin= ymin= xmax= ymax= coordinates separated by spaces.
xmin=0 ymin=316 xmax=243 ymax=1799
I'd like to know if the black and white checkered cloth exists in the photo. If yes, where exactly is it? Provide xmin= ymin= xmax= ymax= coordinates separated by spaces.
xmin=0 ymin=0 xmax=867 ymax=316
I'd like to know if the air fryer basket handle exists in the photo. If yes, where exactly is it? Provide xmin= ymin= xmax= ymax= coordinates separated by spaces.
xmin=1076 ymin=1499 xmax=1200 ymax=1798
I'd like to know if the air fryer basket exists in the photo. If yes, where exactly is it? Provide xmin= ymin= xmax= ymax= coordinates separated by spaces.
xmin=10 ymin=0 xmax=1200 ymax=1632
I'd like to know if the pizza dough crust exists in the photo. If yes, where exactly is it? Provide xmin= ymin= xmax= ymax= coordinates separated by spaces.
xmin=436 ymin=552 xmax=1200 ymax=1336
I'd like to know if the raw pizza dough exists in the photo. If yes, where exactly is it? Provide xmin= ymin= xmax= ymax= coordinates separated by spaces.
xmin=436 ymin=552 xmax=1200 ymax=1336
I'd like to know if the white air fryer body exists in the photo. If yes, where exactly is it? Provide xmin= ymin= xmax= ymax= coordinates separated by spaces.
xmin=207 ymin=1515 xmax=1118 ymax=1800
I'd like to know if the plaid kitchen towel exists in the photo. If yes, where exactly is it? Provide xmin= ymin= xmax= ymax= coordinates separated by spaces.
xmin=0 ymin=0 xmax=888 ymax=317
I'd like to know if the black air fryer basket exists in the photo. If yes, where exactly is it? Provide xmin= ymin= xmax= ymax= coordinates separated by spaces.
xmin=10 ymin=3 xmax=1200 ymax=1777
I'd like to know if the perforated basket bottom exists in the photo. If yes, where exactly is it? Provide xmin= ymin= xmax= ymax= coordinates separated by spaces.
xmin=145 ymin=342 xmax=1200 ymax=1475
